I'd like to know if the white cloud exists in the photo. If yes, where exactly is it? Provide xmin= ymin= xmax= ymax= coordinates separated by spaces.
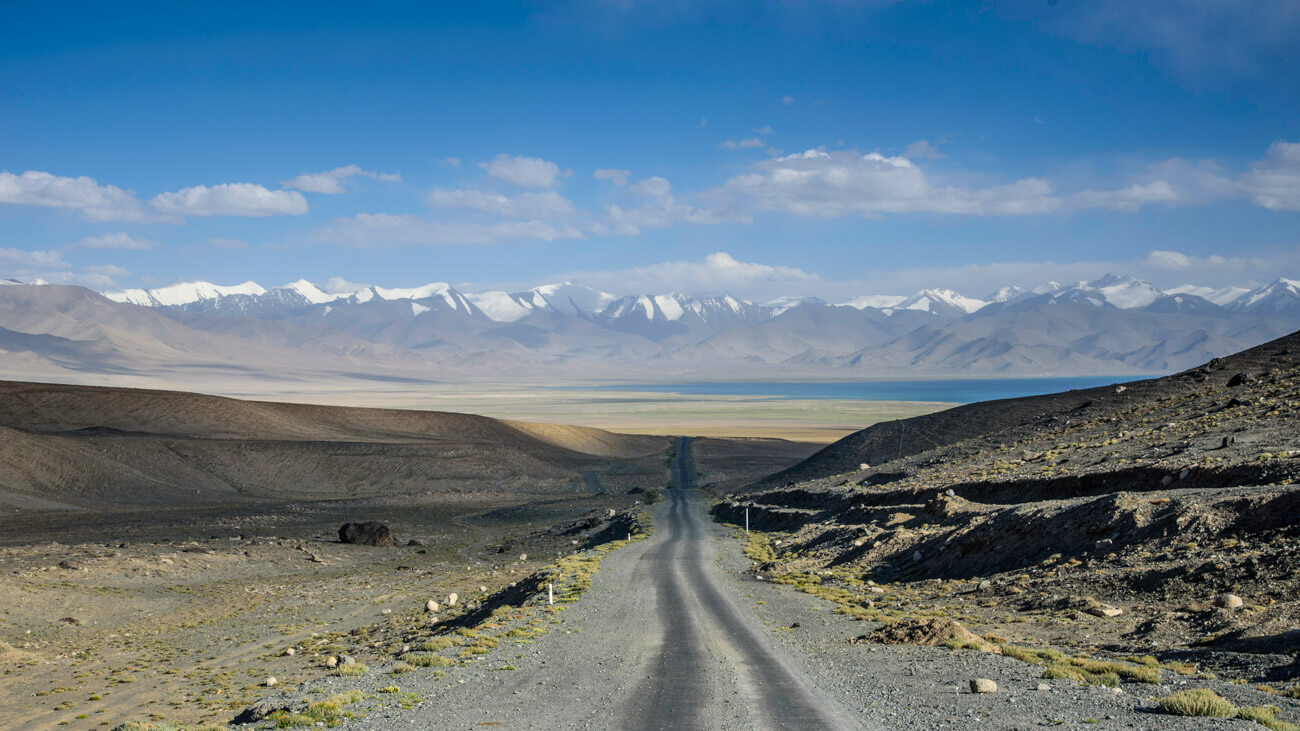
xmin=428 ymin=189 xmax=578 ymax=219
xmin=753 ymin=125 xmax=773 ymax=135
xmin=70 ymin=233 xmax=157 ymax=250
xmin=720 ymin=137 xmax=764 ymax=150
xmin=1069 ymin=181 xmax=1179 ymax=213
xmin=782 ymin=95 xmax=795 ymax=106
xmin=480 ymin=154 xmax=571 ymax=188
xmin=594 ymin=168 xmax=631 ymax=185
xmin=709 ymin=143 xmax=1300 ymax=219
xmin=0 ymin=247 xmax=67 ymax=269
xmin=0 ymin=170 xmax=151 ymax=222
xmin=1144 ymin=250 xmax=1195 ymax=270
xmin=551 ymin=251 xmax=821 ymax=300
xmin=719 ymin=149 xmax=1062 ymax=217
xmin=85 ymin=263 xmax=130 ymax=278
xmin=597 ymin=176 xmax=748 ymax=235
xmin=0 ymin=247 xmax=131 ymax=289
xmin=698 ymin=117 xmax=709 ymax=128
xmin=445 ymin=157 xmax=462 ymax=167
xmin=281 ymin=164 xmax=401 ymax=194
xmin=1240 ymin=141 xmax=1300 ymax=211
xmin=903 ymin=140 xmax=945 ymax=159
xmin=150 ymin=183 xmax=309 ymax=217
xmin=629 ymin=176 xmax=673 ymax=199
xmin=321 ymin=213 xmax=585 ymax=246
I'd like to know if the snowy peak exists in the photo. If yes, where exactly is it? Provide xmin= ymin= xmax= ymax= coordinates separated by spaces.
xmin=766 ymin=295 xmax=827 ymax=316
xmin=1166 ymin=284 xmax=1251 ymax=306
xmin=1232 ymin=278 xmax=1300 ymax=314
xmin=106 ymin=280 xmax=267 ymax=307
xmin=986 ymin=285 xmax=1029 ymax=304
xmin=840 ymin=294 xmax=906 ymax=311
xmin=280 ymin=279 xmax=341 ymax=305
xmin=529 ymin=281 xmax=620 ymax=318
xmin=892 ymin=288 xmax=988 ymax=316
xmin=1085 ymin=274 xmax=1161 ymax=309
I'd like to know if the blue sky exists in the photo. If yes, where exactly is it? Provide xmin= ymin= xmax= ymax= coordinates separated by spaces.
xmin=1 ymin=1 xmax=1298 ymax=301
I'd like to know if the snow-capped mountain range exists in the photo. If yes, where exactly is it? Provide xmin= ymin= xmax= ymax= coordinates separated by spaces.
xmin=103 ymin=274 xmax=1300 ymax=323
xmin=0 ymin=273 xmax=1295 ymax=385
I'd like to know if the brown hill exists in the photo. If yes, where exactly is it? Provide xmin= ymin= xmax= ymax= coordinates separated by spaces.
xmin=0 ymin=380 xmax=667 ymax=513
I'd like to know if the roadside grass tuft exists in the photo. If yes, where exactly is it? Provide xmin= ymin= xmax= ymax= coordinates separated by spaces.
xmin=266 ymin=690 xmax=367 ymax=728
xmin=400 ymin=652 xmax=454 ymax=668
xmin=417 ymin=637 xmax=461 ymax=651
xmin=1154 ymin=689 xmax=1238 ymax=719
xmin=330 ymin=662 xmax=368 ymax=677
xmin=743 ymin=532 xmax=777 ymax=564
xmin=998 ymin=645 xmax=1159 ymax=685
xmin=1237 ymin=705 xmax=1300 ymax=731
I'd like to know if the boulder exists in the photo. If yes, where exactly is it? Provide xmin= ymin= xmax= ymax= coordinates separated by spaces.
xmin=338 ymin=521 xmax=397 ymax=547
xmin=1226 ymin=372 xmax=1256 ymax=387
xmin=970 ymin=678 xmax=998 ymax=694
xmin=1214 ymin=593 xmax=1244 ymax=609
xmin=231 ymin=699 xmax=299 ymax=725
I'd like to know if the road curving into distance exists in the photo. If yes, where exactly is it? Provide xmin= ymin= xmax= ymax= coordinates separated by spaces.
xmin=387 ymin=436 xmax=869 ymax=729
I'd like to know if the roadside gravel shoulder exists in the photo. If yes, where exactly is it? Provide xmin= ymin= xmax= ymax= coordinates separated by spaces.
xmin=707 ymin=511 xmax=1255 ymax=730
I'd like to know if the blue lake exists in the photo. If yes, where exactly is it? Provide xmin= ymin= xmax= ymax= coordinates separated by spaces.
xmin=568 ymin=376 xmax=1143 ymax=404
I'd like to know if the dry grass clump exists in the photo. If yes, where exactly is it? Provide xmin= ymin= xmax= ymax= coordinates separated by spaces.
xmin=1237 ymin=705 xmax=1300 ymax=731
xmin=744 ymin=532 xmax=777 ymax=563
xmin=1156 ymin=689 xmax=1237 ymax=717
xmin=999 ymin=645 xmax=1159 ymax=686
xmin=417 ymin=636 xmax=461 ymax=651
xmin=265 ymin=690 xmax=367 ymax=728
xmin=1121 ymin=654 xmax=1198 ymax=676
xmin=1154 ymin=690 xmax=1300 ymax=730
xmin=400 ymin=652 xmax=454 ymax=668
xmin=330 ymin=662 xmax=368 ymax=677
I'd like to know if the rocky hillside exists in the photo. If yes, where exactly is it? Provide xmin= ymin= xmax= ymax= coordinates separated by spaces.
xmin=716 ymin=329 xmax=1300 ymax=684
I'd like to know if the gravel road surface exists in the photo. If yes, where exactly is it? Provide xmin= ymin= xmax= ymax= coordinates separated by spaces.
xmin=317 ymin=438 xmax=1254 ymax=730
xmin=337 ymin=438 xmax=867 ymax=729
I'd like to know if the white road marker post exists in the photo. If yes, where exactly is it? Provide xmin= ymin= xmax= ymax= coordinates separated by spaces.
xmin=548 ymin=582 xmax=554 ymax=605
xmin=745 ymin=508 xmax=749 ymax=535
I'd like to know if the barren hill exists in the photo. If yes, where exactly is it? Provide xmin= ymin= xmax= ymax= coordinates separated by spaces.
xmin=0 ymin=380 xmax=668 ymax=514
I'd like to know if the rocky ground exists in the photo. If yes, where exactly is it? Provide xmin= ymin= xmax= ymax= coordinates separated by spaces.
xmin=713 ymin=332 xmax=1300 ymax=727
xmin=0 ymin=491 xmax=663 ymax=729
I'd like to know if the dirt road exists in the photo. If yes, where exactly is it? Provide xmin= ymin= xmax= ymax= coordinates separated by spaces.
xmin=353 ymin=437 xmax=867 ymax=729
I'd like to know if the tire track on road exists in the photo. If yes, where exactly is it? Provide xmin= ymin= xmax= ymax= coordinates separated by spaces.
xmin=623 ymin=437 xmax=865 ymax=730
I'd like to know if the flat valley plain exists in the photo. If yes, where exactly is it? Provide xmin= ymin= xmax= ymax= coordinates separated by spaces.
xmin=209 ymin=379 xmax=957 ymax=444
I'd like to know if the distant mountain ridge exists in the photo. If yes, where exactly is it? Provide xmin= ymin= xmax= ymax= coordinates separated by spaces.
xmin=0 ymin=274 xmax=1293 ymax=385
xmin=103 ymin=274 xmax=1300 ymax=322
